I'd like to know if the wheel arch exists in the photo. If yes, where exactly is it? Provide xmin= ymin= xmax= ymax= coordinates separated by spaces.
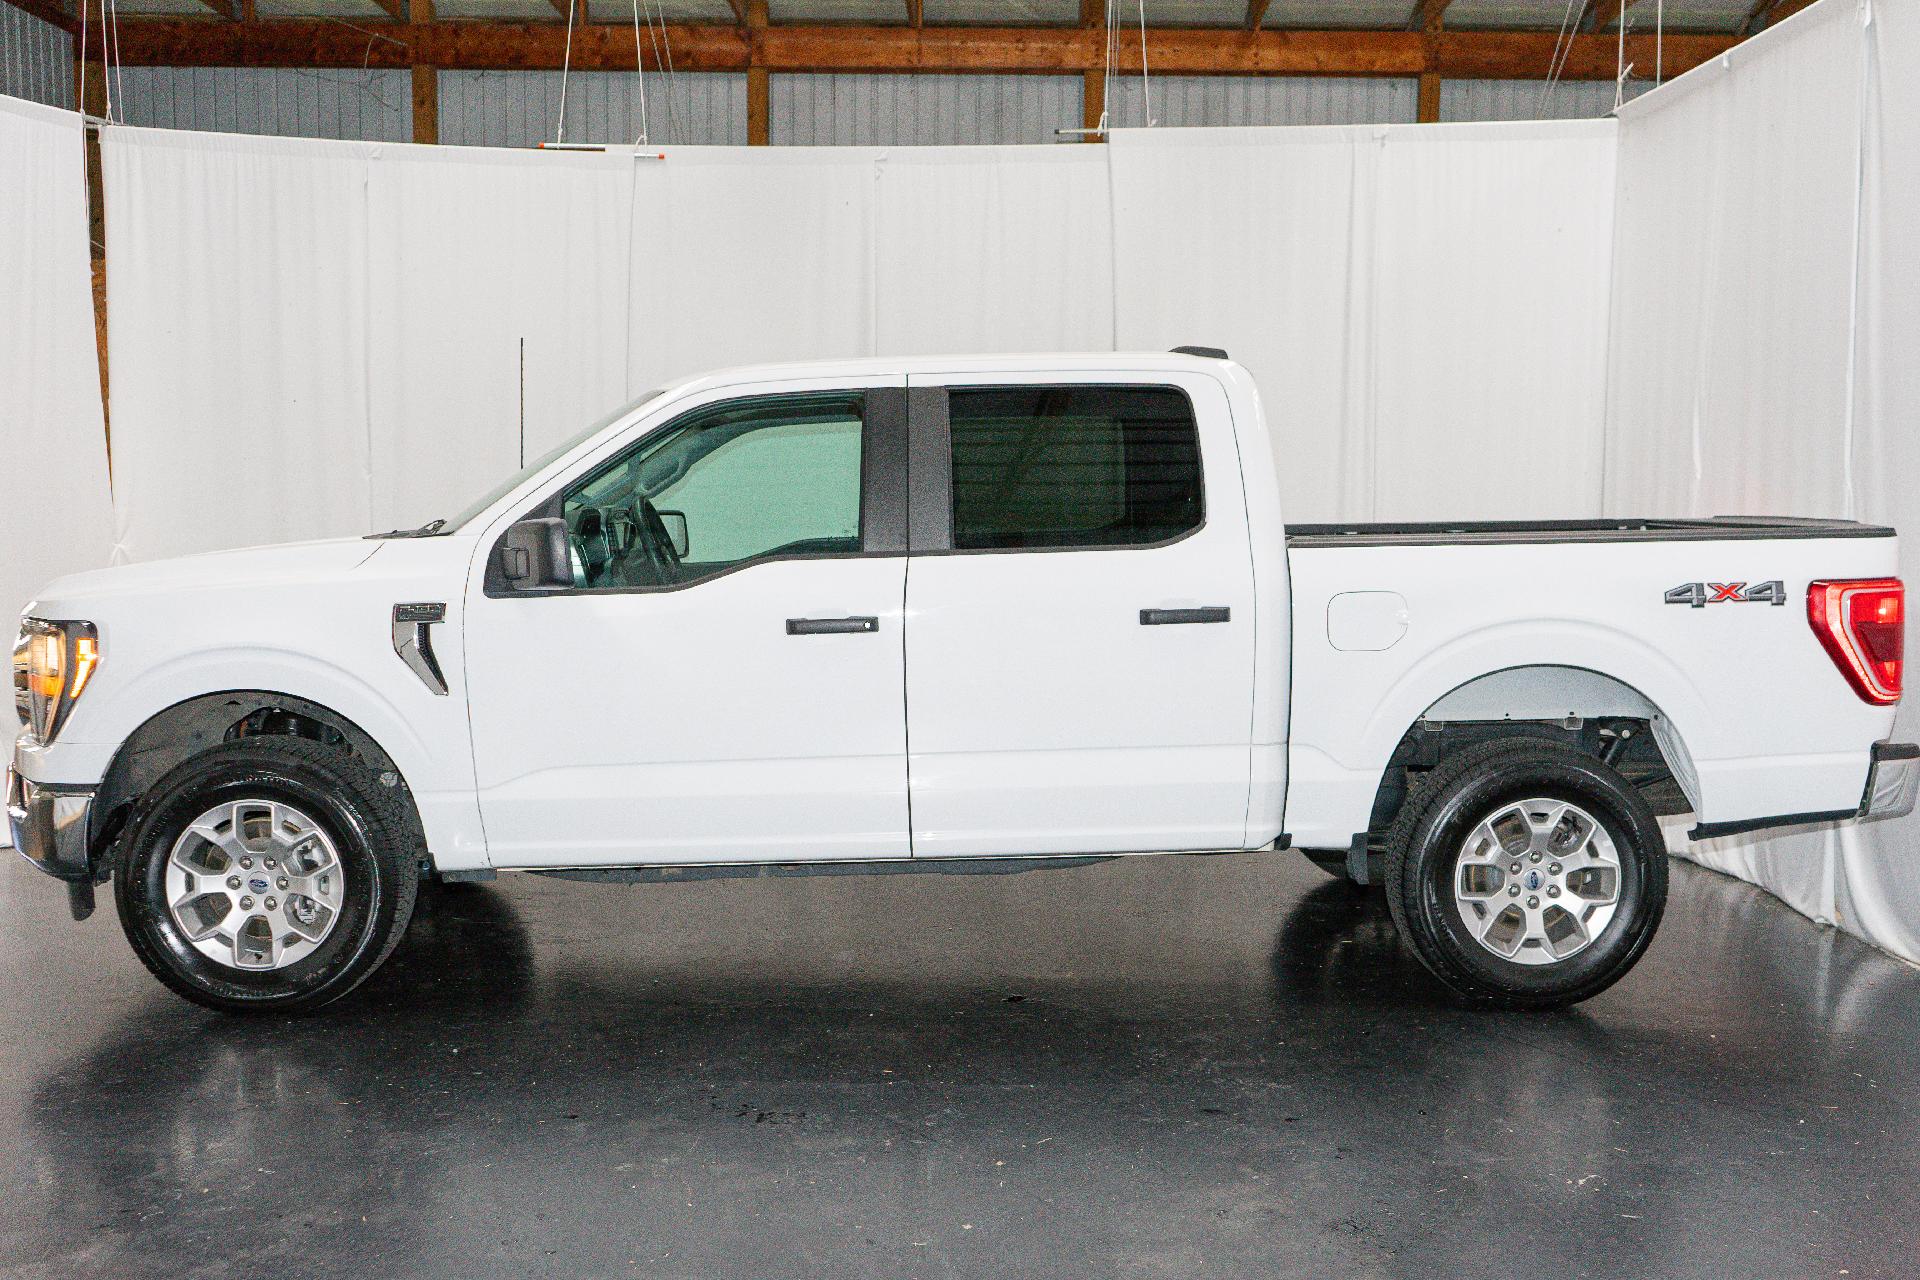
xmin=1346 ymin=663 xmax=1700 ymax=882
xmin=90 ymin=690 xmax=428 ymax=873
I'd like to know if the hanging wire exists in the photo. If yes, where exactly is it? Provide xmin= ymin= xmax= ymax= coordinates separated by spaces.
xmin=1537 ymin=0 xmax=1585 ymax=118
xmin=1135 ymin=0 xmax=1151 ymax=127
xmin=1655 ymin=0 xmax=1664 ymax=85
xmin=640 ymin=0 xmax=677 ymax=144
xmin=110 ymin=0 xmax=126 ymax=121
xmin=1613 ymin=0 xmax=1628 ymax=112
xmin=556 ymin=0 xmax=581 ymax=144
xmin=641 ymin=0 xmax=656 ymax=142
xmin=1102 ymin=0 xmax=1116 ymax=133
xmin=654 ymin=0 xmax=679 ymax=144
xmin=78 ymin=0 xmax=90 ymax=118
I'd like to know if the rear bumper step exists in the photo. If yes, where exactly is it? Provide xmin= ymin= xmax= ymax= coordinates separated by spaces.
xmin=1688 ymin=741 xmax=1919 ymax=840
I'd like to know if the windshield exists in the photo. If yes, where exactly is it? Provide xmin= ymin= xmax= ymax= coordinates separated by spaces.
xmin=429 ymin=391 xmax=665 ymax=534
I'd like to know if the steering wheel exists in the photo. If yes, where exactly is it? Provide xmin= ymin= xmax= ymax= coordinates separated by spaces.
xmin=631 ymin=496 xmax=683 ymax=584
xmin=567 ymin=506 xmax=612 ymax=585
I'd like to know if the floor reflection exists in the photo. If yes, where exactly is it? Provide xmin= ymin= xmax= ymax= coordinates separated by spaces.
xmin=3 ymin=854 xmax=1915 ymax=1279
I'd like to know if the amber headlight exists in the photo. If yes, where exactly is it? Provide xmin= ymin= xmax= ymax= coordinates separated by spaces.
xmin=12 ymin=618 xmax=99 ymax=744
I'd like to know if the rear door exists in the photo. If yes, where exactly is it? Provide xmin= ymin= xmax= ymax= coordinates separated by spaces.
xmin=901 ymin=372 xmax=1258 ymax=857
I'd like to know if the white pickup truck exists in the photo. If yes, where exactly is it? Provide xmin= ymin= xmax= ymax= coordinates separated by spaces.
xmin=11 ymin=351 xmax=1916 ymax=1013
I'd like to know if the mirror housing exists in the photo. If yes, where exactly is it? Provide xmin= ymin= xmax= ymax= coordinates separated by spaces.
xmin=656 ymin=509 xmax=691 ymax=559
xmin=500 ymin=518 xmax=572 ymax=590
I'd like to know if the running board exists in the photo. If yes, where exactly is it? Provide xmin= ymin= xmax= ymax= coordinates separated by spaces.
xmin=528 ymin=856 xmax=1117 ymax=885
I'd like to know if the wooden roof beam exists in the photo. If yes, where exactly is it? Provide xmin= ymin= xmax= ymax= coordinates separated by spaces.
xmin=103 ymin=19 xmax=1739 ymax=78
xmin=1407 ymin=0 xmax=1452 ymax=31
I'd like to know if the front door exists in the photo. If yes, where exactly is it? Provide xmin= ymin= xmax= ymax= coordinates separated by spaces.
xmin=463 ymin=378 xmax=910 ymax=868
xmin=902 ymin=374 xmax=1259 ymax=857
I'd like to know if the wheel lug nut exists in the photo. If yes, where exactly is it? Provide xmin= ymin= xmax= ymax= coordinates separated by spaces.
xmin=1529 ymin=852 xmax=1542 ymax=863
xmin=1549 ymin=863 xmax=1563 ymax=875
xmin=1547 ymin=886 xmax=1561 ymax=898
xmin=1527 ymin=895 xmax=1540 ymax=909
xmin=240 ymin=857 xmax=254 ymax=870
xmin=265 ymin=859 xmax=276 ymax=870
xmin=227 ymin=876 xmax=242 ymax=890
xmin=1509 ymin=885 xmax=1521 ymax=897
xmin=266 ymin=896 xmax=278 ymax=910
xmin=277 ymin=877 xmax=289 ymax=890
xmin=239 ymin=896 xmax=254 ymax=909
xmin=1509 ymin=862 xmax=1522 ymax=875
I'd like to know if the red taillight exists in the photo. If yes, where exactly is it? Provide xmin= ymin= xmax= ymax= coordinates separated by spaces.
xmin=1808 ymin=578 xmax=1904 ymax=705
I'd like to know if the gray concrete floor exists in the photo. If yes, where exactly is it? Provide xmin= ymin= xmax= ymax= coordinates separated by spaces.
xmin=0 ymin=849 xmax=1916 ymax=1279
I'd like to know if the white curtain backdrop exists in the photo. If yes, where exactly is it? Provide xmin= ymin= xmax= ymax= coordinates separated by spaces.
xmin=1110 ymin=121 xmax=1618 ymax=523
xmin=103 ymin=138 xmax=1117 ymax=545
xmin=0 ymin=95 xmax=114 ymax=737
xmin=74 ymin=7 xmax=1920 ymax=962
xmin=104 ymin=129 xmax=375 ymax=560
xmin=1606 ymin=0 xmax=1920 ymax=963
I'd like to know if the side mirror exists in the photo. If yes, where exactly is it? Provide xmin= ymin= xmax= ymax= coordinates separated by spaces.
xmin=656 ymin=509 xmax=690 ymax=559
xmin=500 ymin=518 xmax=572 ymax=590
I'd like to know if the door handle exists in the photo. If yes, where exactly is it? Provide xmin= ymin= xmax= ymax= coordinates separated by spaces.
xmin=786 ymin=616 xmax=880 ymax=636
xmin=1140 ymin=606 xmax=1231 ymax=626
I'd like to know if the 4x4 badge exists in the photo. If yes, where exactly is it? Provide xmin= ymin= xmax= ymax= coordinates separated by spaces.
xmin=1665 ymin=580 xmax=1787 ymax=608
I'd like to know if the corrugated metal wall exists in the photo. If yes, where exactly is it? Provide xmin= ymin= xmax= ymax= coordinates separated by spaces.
xmin=31 ymin=58 xmax=1657 ymax=141
xmin=771 ymin=73 xmax=1081 ymax=145
xmin=1107 ymin=75 xmax=1419 ymax=128
xmin=113 ymin=67 xmax=411 ymax=140
xmin=438 ymin=70 xmax=745 ymax=148
xmin=0 ymin=0 xmax=72 ymax=109
xmin=1441 ymin=77 xmax=1648 ymax=121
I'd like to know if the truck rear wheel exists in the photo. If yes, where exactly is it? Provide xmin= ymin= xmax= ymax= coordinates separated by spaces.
xmin=113 ymin=738 xmax=421 ymax=1014
xmin=1381 ymin=739 xmax=1666 ymax=1009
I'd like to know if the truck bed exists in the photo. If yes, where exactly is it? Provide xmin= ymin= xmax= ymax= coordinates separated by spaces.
xmin=1286 ymin=516 xmax=1893 ymax=548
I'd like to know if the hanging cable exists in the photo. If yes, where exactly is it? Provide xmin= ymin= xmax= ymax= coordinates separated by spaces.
xmin=556 ymin=0 xmax=580 ymax=144
xmin=1135 ymin=0 xmax=1151 ymax=127
xmin=108 ymin=0 xmax=125 ymax=122
xmin=78 ymin=0 xmax=90 ymax=120
xmin=1102 ymin=0 xmax=1116 ymax=132
xmin=640 ymin=0 xmax=677 ymax=145
xmin=655 ymin=0 xmax=679 ymax=145
xmin=1614 ymin=0 xmax=1627 ymax=112
xmin=641 ymin=0 xmax=656 ymax=142
xmin=1537 ymin=0 xmax=1584 ymax=118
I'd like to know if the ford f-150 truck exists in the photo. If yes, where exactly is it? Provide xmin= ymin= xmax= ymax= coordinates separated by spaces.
xmin=11 ymin=350 xmax=1916 ymax=1013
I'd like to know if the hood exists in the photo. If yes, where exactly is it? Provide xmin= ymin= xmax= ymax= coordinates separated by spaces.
xmin=24 ymin=537 xmax=388 ymax=613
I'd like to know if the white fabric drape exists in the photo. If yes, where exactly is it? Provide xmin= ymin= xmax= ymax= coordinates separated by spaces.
xmin=0 ymin=95 xmax=113 ymax=737
xmin=102 ymin=138 xmax=1132 ymax=546
xmin=1109 ymin=121 xmax=1618 ymax=523
xmin=104 ymin=129 xmax=375 ymax=560
xmin=1606 ymin=0 xmax=1920 ymax=963
xmin=367 ymin=144 xmax=634 ymax=531
xmin=80 ymin=24 xmax=1920 ymax=961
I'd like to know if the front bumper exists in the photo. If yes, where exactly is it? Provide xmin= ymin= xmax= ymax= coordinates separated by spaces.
xmin=1861 ymin=741 xmax=1920 ymax=823
xmin=6 ymin=761 xmax=94 ymax=882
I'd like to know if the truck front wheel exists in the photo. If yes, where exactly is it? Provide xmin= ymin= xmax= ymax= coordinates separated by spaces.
xmin=113 ymin=738 xmax=421 ymax=1014
xmin=1381 ymin=739 xmax=1667 ymax=1009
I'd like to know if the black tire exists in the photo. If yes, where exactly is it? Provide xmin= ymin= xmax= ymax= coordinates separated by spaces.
xmin=1381 ymin=738 xmax=1667 ymax=1010
xmin=113 ymin=738 xmax=421 ymax=1014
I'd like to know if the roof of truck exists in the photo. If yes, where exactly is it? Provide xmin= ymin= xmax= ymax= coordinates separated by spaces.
xmin=665 ymin=349 xmax=1241 ymax=392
